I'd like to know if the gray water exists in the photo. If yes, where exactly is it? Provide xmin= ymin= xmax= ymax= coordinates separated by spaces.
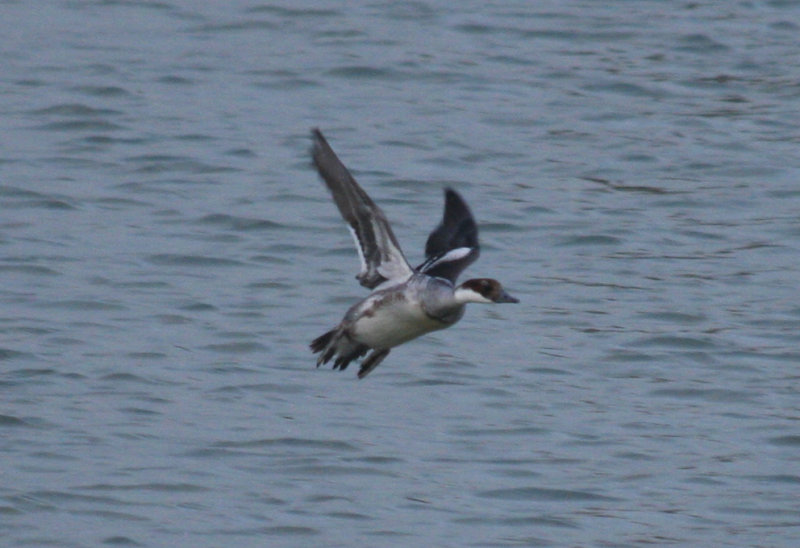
xmin=2 ymin=1 xmax=799 ymax=546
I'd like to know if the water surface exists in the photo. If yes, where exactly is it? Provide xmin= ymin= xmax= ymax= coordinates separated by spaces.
xmin=2 ymin=1 xmax=799 ymax=546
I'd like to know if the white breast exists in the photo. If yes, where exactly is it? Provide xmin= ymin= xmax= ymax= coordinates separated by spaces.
xmin=351 ymin=291 xmax=445 ymax=349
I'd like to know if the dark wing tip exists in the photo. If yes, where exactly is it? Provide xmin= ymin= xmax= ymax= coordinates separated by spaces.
xmin=310 ymin=128 xmax=327 ymax=158
xmin=418 ymin=186 xmax=481 ymax=282
xmin=443 ymin=187 xmax=461 ymax=208
xmin=443 ymin=188 xmax=474 ymax=224
xmin=422 ymin=187 xmax=480 ymax=258
xmin=310 ymin=128 xmax=350 ymax=186
xmin=311 ymin=127 xmax=327 ymax=144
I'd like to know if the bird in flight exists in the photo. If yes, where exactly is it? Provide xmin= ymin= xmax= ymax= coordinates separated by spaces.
xmin=309 ymin=129 xmax=517 ymax=378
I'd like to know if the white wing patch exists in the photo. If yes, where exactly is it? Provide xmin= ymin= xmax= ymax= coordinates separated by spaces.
xmin=426 ymin=247 xmax=472 ymax=270
xmin=347 ymin=225 xmax=368 ymax=275
xmin=375 ymin=218 xmax=413 ymax=283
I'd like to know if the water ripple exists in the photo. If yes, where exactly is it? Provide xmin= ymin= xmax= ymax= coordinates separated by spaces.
xmin=2 ymin=1 xmax=799 ymax=546
xmin=478 ymin=486 xmax=620 ymax=502
xmin=146 ymin=254 xmax=246 ymax=267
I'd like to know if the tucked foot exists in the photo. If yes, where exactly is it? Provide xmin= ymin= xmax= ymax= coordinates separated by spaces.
xmin=357 ymin=349 xmax=391 ymax=379
xmin=311 ymin=328 xmax=370 ymax=372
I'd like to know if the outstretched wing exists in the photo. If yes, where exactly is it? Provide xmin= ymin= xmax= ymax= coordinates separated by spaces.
xmin=416 ymin=188 xmax=480 ymax=283
xmin=311 ymin=128 xmax=413 ymax=289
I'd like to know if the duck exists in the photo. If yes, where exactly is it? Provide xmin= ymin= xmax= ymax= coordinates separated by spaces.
xmin=309 ymin=128 xmax=517 ymax=378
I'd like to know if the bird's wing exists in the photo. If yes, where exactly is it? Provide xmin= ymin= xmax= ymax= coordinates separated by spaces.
xmin=311 ymin=129 xmax=413 ymax=289
xmin=416 ymin=188 xmax=480 ymax=284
